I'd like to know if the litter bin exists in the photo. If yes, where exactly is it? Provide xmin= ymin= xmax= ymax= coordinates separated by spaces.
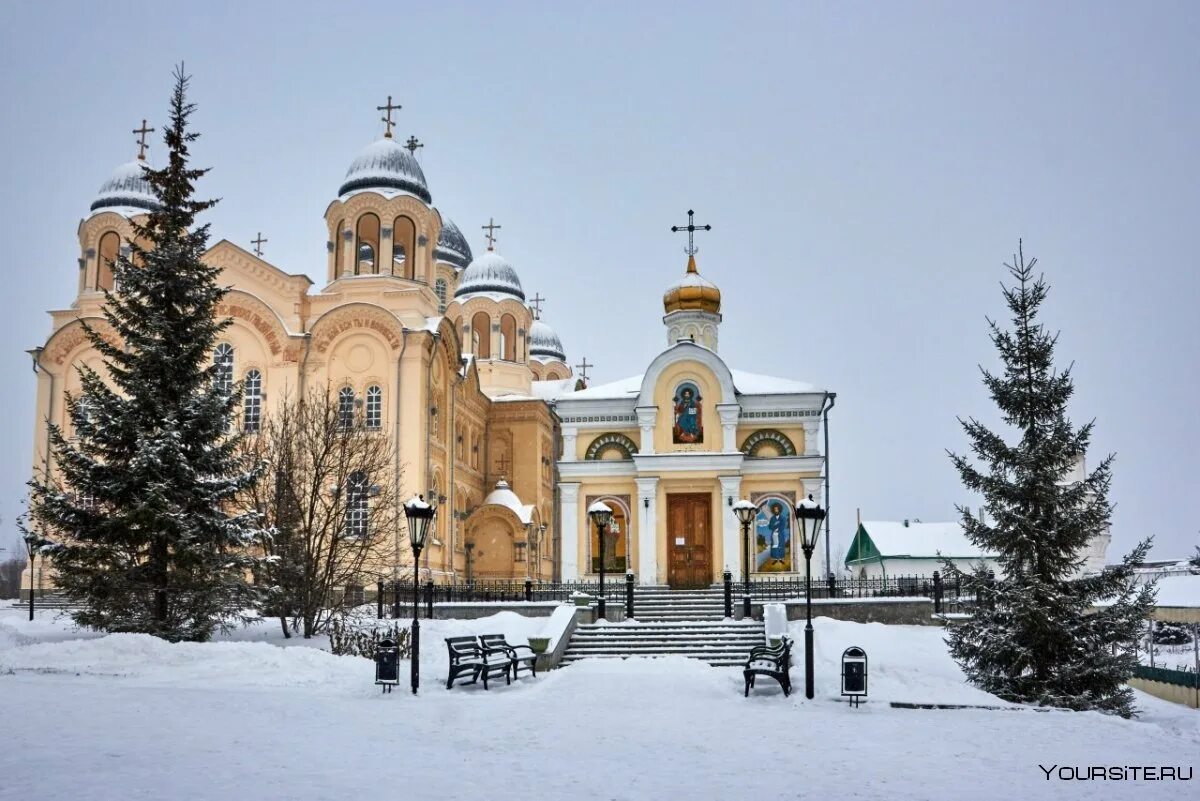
xmin=375 ymin=638 xmax=400 ymax=694
xmin=841 ymin=646 xmax=868 ymax=708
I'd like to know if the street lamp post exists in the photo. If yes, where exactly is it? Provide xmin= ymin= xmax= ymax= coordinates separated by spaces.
xmin=795 ymin=493 xmax=827 ymax=700
xmin=587 ymin=501 xmax=613 ymax=619
xmin=23 ymin=532 xmax=39 ymax=622
xmin=732 ymin=499 xmax=757 ymax=619
xmin=404 ymin=495 xmax=436 ymax=695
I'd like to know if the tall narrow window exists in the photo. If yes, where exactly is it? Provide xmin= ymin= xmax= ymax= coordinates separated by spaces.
xmin=355 ymin=213 xmax=380 ymax=275
xmin=435 ymin=278 xmax=448 ymax=312
xmin=471 ymin=312 xmax=491 ymax=359
xmin=392 ymin=215 xmax=416 ymax=279
xmin=338 ymin=386 xmax=355 ymax=429
xmin=365 ymin=385 xmax=382 ymax=430
xmin=243 ymin=369 xmax=262 ymax=432
xmin=500 ymin=314 xmax=517 ymax=361
xmin=97 ymin=231 xmax=120 ymax=291
xmin=345 ymin=471 xmax=368 ymax=537
xmin=213 ymin=344 xmax=234 ymax=396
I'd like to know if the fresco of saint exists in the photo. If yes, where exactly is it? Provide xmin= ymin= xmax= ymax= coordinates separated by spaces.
xmin=754 ymin=500 xmax=793 ymax=572
xmin=672 ymin=383 xmax=703 ymax=444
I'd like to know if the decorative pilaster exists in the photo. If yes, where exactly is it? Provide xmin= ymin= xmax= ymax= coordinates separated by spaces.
xmin=560 ymin=483 xmax=581 ymax=579
xmin=719 ymin=475 xmax=742 ymax=580
xmin=717 ymin=404 xmax=741 ymax=453
xmin=635 ymin=406 xmax=658 ymax=455
xmin=636 ymin=477 xmax=660 ymax=586
xmin=561 ymin=426 xmax=578 ymax=462
xmin=803 ymin=420 xmax=821 ymax=456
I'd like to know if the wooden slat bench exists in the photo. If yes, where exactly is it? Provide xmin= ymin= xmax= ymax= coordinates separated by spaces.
xmin=743 ymin=637 xmax=793 ymax=697
xmin=479 ymin=633 xmax=538 ymax=680
xmin=444 ymin=636 xmax=511 ymax=690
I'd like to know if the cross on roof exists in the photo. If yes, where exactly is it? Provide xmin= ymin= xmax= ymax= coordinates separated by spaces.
xmin=133 ymin=119 xmax=155 ymax=161
xmin=251 ymin=232 xmax=268 ymax=257
xmin=529 ymin=293 xmax=545 ymax=320
xmin=671 ymin=209 xmax=712 ymax=256
xmin=496 ymin=453 xmax=511 ymax=478
xmin=482 ymin=217 xmax=502 ymax=251
xmin=575 ymin=357 xmax=592 ymax=382
xmin=376 ymin=95 xmax=401 ymax=139
xmin=404 ymin=135 xmax=423 ymax=155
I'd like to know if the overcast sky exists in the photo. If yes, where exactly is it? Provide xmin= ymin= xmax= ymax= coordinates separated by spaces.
xmin=1 ymin=1 xmax=1196 ymax=562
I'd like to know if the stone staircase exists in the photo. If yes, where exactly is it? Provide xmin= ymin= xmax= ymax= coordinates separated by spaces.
xmin=562 ymin=586 xmax=765 ymax=667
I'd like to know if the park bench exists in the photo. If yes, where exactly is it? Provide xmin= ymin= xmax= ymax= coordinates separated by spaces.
xmin=743 ymin=637 xmax=793 ymax=697
xmin=479 ymin=633 xmax=538 ymax=680
xmin=444 ymin=636 xmax=512 ymax=690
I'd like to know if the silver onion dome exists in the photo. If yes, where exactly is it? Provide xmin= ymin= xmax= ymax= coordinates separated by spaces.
xmin=435 ymin=217 xmax=473 ymax=269
xmin=454 ymin=251 xmax=525 ymax=301
xmin=529 ymin=319 xmax=566 ymax=362
xmin=90 ymin=160 xmax=160 ymax=215
xmin=338 ymin=137 xmax=431 ymax=203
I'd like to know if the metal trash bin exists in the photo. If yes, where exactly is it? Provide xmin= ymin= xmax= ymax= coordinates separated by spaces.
xmin=841 ymin=646 xmax=868 ymax=708
xmin=375 ymin=638 xmax=400 ymax=694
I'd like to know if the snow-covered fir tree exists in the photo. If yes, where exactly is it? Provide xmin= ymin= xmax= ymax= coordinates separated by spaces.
xmin=27 ymin=67 xmax=262 ymax=641
xmin=945 ymin=242 xmax=1154 ymax=717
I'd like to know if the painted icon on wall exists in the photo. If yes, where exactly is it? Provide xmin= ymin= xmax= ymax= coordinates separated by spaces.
xmin=755 ymin=499 xmax=793 ymax=572
xmin=672 ymin=382 xmax=703 ymax=444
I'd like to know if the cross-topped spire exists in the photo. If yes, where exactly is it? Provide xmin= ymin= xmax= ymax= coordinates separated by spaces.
xmin=376 ymin=95 xmax=401 ymax=138
xmin=575 ymin=357 xmax=592 ymax=382
xmin=529 ymin=293 xmax=545 ymax=320
xmin=133 ymin=119 xmax=155 ymax=161
xmin=251 ymin=232 xmax=268 ymax=257
xmin=671 ymin=209 xmax=712 ymax=256
xmin=482 ymin=217 xmax=502 ymax=251
xmin=404 ymin=135 xmax=423 ymax=155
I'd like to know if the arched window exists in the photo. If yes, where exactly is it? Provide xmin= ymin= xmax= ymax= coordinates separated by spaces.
xmin=355 ymin=213 xmax=380 ymax=275
xmin=500 ymin=314 xmax=517 ymax=361
xmin=97 ymin=231 xmax=120 ymax=291
xmin=345 ymin=471 xmax=369 ymax=538
xmin=545 ymin=371 xmax=561 ymax=381
xmin=434 ymin=278 xmax=448 ymax=312
xmin=334 ymin=220 xmax=347 ymax=277
xmin=471 ymin=312 xmax=491 ymax=359
xmin=243 ymin=369 xmax=262 ymax=432
xmin=392 ymin=215 xmax=416 ymax=279
xmin=213 ymin=344 xmax=234 ymax=396
xmin=338 ymin=386 xmax=356 ymax=429
xmin=365 ymin=385 xmax=382 ymax=430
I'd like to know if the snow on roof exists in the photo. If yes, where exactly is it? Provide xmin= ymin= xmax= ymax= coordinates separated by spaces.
xmin=862 ymin=520 xmax=995 ymax=559
xmin=531 ymin=378 xmax=576 ymax=401
xmin=480 ymin=480 xmax=534 ymax=524
xmin=560 ymin=373 xmax=645 ymax=400
xmin=1154 ymin=574 xmax=1200 ymax=608
xmin=731 ymin=370 xmax=822 ymax=395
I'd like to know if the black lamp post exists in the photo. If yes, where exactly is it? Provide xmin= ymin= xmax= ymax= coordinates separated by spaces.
xmin=587 ymin=501 xmax=613 ymax=619
xmin=732 ymin=499 xmax=757 ymax=619
xmin=23 ymin=532 xmax=39 ymax=622
xmin=795 ymin=493 xmax=827 ymax=700
xmin=404 ymin=494 xmax=436 ymax=695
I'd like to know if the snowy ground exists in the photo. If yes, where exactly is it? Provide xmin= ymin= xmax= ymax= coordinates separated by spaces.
xmin=1 ymin=607 xmax=1196 ymax=801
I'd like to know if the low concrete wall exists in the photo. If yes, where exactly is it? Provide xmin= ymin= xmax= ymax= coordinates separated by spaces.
xmin=751 ymin=597 xmax=936 ymax=626
xmin=539 ymin=607 xmax=590 ymax=672
xmin=1129 ymin=677 xmax=1199 ymax=709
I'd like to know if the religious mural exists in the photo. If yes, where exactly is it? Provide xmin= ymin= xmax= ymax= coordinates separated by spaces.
xmin=752 ymin=492 xmax=796 ymax=572
xmin=672 ymin=381 xmax=703 ymax=444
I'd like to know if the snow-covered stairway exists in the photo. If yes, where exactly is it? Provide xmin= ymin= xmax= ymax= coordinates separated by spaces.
xmin=561 ymin=587 xmax=764 ymax=667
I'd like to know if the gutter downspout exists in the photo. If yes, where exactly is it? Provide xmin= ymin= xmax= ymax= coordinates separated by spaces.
xmin=821 ymin=391 xmax=836 ymax=579
xmin=449 ymin=365 xmax=462 ymax=582
xmin=395 ymin=329 xmax=409 ymax=584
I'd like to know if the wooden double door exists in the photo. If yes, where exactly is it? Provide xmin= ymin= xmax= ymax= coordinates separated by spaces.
xmin=667 ymin=493 xmax=713 ymax=589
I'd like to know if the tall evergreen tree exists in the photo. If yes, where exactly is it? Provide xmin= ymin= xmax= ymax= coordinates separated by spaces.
xmin=945 ymin=242 xmax=1154 ymax=717
xmin=27 ymin=67 xmax=262 ymax=641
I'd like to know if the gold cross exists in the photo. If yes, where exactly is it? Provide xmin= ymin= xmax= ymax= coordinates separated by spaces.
xmin=251 ymin=232 xmax=268 ymax=257
xmin=482 ymin=217 xmax=502 ymax=251
xmin=377 ymin=95 xmax=401 ymax=139
xmin=133 ymin=119 xmax=155 ymax=161
xmin=404 ymin=135 xmax=423 ymax=155
xmin=575 ymin=357 xmax=592 ymax=382
xmin=529 ymin=293 xmax=545 ymax=320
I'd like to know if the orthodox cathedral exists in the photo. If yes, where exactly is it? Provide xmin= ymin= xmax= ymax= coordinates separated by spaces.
xmin=26 ymin=109 xmax=833 ymax=594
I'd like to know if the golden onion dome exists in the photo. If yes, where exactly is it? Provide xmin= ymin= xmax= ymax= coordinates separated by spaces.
xmin=663 ymin=254 xmax=721 ymax=315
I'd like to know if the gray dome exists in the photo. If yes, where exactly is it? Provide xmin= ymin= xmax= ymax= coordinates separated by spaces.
xmin=454 ymin=251 xmax=525 ymax=301
xmin=338 ymin=137 xmax=431 ymax=203
xmin=529 ymin=319 xmax=566 ymax=362
xmin=90 ymin=160 xmax=159 ymax=215
xmin=435 ymin=217 xmax=473 ymax=269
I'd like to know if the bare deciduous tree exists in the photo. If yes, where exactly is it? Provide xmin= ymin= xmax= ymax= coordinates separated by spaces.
xmin=240 ymin=388 xmax=405 ymax=638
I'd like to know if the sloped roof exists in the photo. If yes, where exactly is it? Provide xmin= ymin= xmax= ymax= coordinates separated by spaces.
xmin=558 ymin=368 xmax=821 ymax=401
xmin=480 ymin=480 xmax=534 ymax=524
xmin=852 ymin=520 xmax=995 ymax=560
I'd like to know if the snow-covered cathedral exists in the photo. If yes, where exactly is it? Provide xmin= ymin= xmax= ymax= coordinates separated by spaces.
xmin=26 ymin=108 xmax=833 ymax=594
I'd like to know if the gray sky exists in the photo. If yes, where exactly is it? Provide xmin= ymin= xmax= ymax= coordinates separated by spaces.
xmin=1 ymin=1 xmax=1197 ymax=562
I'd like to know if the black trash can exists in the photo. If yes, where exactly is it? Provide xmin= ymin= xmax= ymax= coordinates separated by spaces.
xmin=375 ymin=638 xmax=400 ymax=694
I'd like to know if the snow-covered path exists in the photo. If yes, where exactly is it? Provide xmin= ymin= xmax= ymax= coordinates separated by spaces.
xmin=1 ymin=611 xmax=1196 ymax=801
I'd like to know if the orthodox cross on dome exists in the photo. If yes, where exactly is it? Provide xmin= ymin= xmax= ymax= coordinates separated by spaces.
xmin=529 ymin=293 xmax=545 ymax=320
xmin=404 ymin=135 xmax=423 ymax=155
xmin=670 ymin=209 xmax=712 ymax=257
xmin=575 ymin=357 xmax=592 ymax=382
xmin=251 ymin=232 xmax=268 ymax=257
xmin=482 ymin=217 xmax=502 ymax=251
xmin=133 ymin=119 xmax=155 ymax=161
xmin=376 ymin=95 xmax=401 ymax=138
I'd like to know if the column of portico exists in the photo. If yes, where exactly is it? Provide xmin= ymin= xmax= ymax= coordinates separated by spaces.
xmin=717 ymin=404 xmax=741 ymax=452
xmin=636 ymin=477 xmax=660 ymax=586
xmin=719 ymin=475 xmax=742 ymax=581
xmin=560 ymin=483 xmax=581 ymax=579
xmin=635 ymin=406 xmax=657 ymax=454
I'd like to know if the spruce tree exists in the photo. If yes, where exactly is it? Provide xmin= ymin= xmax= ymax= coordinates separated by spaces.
xmin=945 ymin=242 xmax=1154 ymax=717
xmin=27 ymin=67 xmax=262 ymax=641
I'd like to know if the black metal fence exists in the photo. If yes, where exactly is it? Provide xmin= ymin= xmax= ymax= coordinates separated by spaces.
xmin=737 ymin=572 xmax=975 ymax=614
xmin=374 ymin=578 xmax=630 ymax=619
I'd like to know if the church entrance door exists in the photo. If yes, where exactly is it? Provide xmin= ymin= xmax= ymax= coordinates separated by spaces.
xmin=666 ymin=493 xmax=712 ymax=589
